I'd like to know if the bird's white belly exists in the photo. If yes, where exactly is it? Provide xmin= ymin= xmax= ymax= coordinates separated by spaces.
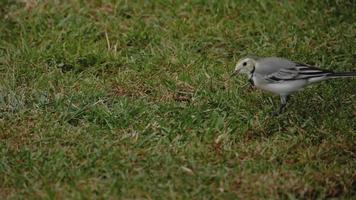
xmin=254 ymin=78 xmax=307 ymax=95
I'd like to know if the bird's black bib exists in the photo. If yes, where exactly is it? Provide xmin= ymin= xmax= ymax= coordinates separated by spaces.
xmin=249 ymin=66 xmax=256 ymax=86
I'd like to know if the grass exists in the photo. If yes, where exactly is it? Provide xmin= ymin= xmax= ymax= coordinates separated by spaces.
xmin=0 ymin=0 xmax=355 ymax=199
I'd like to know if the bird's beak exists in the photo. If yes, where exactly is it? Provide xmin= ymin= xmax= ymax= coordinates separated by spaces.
xmin=230 ymin=70 xmax=240 ymax=77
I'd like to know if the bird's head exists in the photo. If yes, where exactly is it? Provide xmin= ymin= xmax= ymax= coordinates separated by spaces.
xmin=231 ymin=57 xmax=257 ymax=77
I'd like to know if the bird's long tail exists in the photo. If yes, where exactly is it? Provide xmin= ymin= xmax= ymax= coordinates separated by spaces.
xmin=327 ymin=72 xmax=356 ymax=78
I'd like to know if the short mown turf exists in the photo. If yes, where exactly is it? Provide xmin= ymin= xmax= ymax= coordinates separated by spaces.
xmin=0 ymin=0 xmax=355 ymax=199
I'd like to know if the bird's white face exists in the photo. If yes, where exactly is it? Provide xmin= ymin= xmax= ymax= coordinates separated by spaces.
xmin=233 ymin=58 xmax=256 ymax=76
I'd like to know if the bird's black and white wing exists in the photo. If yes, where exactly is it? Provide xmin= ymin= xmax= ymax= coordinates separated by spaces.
xmin=265 ymin=63 xmax=333 ymax=82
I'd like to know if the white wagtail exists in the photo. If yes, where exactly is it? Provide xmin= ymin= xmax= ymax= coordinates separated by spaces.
xmin=231 ymin=56 xmax=356 ymax=114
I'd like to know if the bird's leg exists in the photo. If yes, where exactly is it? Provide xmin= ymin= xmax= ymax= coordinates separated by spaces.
xmin=273 ymin=95 xmax=289 ymax=116
xmin=278 ymin=95 xmax=289 ymax=114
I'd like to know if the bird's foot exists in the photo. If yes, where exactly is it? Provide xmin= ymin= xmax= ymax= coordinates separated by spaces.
xmin=272 ymin=110 xmax=282 ymax=116
xmin=272 ymin=105 xmax=286 ymax=116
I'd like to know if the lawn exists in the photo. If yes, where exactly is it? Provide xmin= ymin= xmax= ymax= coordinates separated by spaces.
xmin=0 ymin=0 xmax=355 ymax=199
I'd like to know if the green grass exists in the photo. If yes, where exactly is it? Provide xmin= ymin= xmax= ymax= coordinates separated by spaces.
xmin=1 ymin=0 xmax=355 ymax=199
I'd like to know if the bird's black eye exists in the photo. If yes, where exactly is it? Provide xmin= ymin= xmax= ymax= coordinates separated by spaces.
xmin=243 ymin=62 xmax=247 ymax=66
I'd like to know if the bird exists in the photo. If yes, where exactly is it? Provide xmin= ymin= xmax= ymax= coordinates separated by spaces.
xmin=231 ymin=56 xmax=356 ymax=115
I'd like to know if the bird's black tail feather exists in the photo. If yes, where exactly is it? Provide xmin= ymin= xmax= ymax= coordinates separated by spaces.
xmin=328 ymin=72 xmax=356 ymax=78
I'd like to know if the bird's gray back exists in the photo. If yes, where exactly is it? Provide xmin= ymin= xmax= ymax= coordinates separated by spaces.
xmin=255 ymin=57 xmax=296 ymax=75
